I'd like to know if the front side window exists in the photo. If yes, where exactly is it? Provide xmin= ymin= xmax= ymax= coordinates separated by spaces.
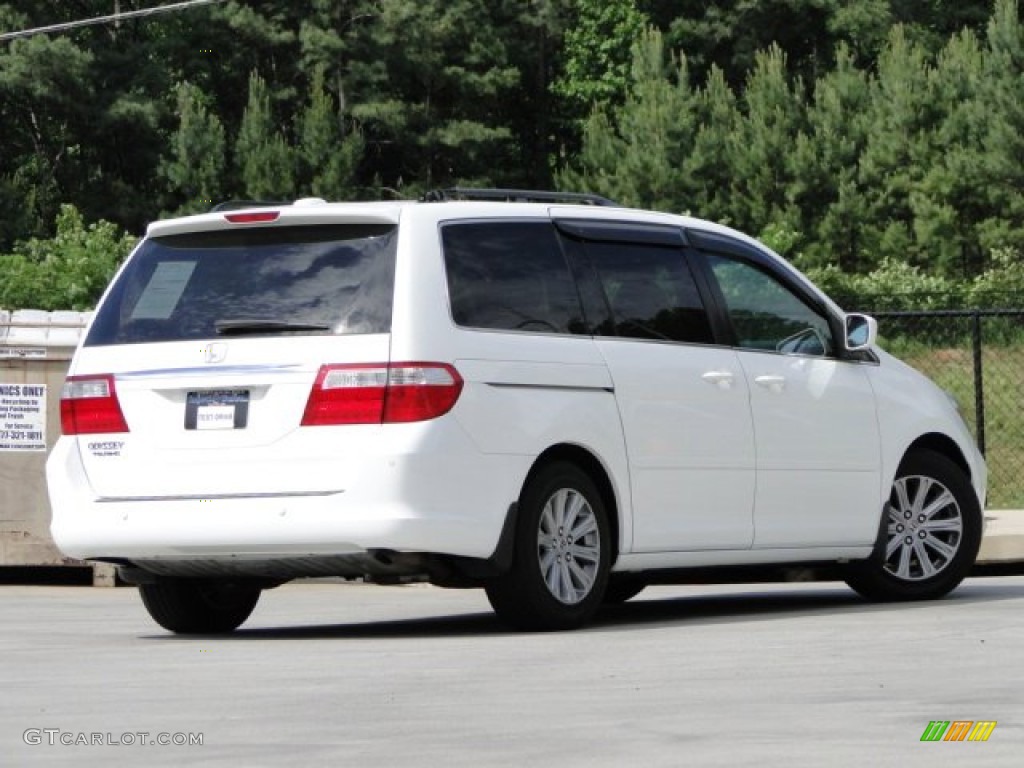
xmin=705 ymin=252 xmax=834 ymax=356
xmin=585 ymin=242 xmax=713 ymax=344
xmin=86 ymin=224 xmax=397 ymax=345
xmin=442 ymin=221 xmax=585 ymax=334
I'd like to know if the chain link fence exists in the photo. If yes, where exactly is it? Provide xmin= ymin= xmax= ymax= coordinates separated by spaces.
xmin=844 ymin=300 xmax=1024 ymax=509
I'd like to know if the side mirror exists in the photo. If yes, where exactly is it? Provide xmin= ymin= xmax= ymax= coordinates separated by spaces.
xmin=844 ymin=313 xmax=877 ymax=352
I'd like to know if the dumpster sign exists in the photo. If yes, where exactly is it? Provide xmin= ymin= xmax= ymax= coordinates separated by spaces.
xmin=0 ymin=383 xmax=47 ymax=451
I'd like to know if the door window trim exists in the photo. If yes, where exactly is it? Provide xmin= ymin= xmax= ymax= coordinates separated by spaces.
xmin=686 ymin=229 xmax=849 ymax=359
xmin=559 ymin=227 xmax=718 ymax=347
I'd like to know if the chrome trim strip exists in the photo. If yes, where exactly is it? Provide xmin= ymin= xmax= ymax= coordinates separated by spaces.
xmin=95 ymin=489 xmax=344 ymax=503
xmin=485 ymin=382 xmax=613 ymax=393
xmin=116 ymin=364 xmax=311 ymax=380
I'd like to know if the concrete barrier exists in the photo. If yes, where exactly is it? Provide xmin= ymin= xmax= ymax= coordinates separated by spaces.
xmin=979 ymin=510 xmax=1024 ymax=563
xmin=0 ymin=309 xmax=115 ymax=585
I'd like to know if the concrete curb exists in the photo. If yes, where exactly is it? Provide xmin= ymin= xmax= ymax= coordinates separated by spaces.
xmin=978 ymin=510 xmax=1024 ymax=563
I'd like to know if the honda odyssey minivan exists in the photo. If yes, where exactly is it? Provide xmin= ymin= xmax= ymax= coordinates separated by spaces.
xmin=47 ymin=190 xmax=986 ymax=632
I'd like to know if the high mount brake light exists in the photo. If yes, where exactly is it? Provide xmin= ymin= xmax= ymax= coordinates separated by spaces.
xmin=224 ymin=211 xmax=280 ymax=224
xmin=301 ymin=363 xmax=463 ymax=426
xmin=60 ymin=375 xmax=129 ymax=435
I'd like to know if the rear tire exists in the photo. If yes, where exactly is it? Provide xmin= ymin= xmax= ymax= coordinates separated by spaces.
xmin=845 ymin=450 xmax=981 ymax=601
xmin=139 ymin=579 xmax=262 ymax=634
xmin=485 ymin=462 xmax=611 ymax=631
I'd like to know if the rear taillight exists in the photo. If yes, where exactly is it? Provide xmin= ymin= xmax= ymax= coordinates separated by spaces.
xmin=301 ymin=363 xmax=463 ymax=426
xmin=60 ymin=375 xmax=129 ymax=435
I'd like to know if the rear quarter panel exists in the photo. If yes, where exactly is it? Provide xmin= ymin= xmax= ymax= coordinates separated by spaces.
xmin=388 ymin=207 xmax=635 ymax=552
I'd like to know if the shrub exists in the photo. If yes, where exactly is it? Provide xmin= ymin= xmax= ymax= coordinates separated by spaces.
xmin=0 ymin=204 xmax=136 ymax=311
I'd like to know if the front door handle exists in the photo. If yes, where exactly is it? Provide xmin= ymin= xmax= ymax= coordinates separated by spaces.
xmin=754 ymin=374 xmax=786 ymax=393
xmin=701 ymin=371 xmax=736 ymax=390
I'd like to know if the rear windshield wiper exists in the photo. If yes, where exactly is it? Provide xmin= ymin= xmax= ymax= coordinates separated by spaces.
xmin=214 ymin=319 xmax=331 ymax=336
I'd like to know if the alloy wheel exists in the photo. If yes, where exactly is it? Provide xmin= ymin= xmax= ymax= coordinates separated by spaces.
xmin=884 ymin=474 xmax=963 ymax=581
xmin=537 ymin=487 xmax=602 ymax=604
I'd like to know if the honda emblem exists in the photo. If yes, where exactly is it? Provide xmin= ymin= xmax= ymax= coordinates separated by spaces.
xmin=203 ymin=342 xmax=228 ymax=363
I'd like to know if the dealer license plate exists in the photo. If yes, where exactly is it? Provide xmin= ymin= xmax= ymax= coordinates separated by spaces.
xmin=184 ymin=390 xmax=250 ymax=430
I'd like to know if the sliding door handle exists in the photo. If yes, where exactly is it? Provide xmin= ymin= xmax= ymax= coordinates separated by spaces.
xmin=701 ymin=371 xmax=736 ymax=390
xmin=754 ymin=374 xmax=786 ymax=393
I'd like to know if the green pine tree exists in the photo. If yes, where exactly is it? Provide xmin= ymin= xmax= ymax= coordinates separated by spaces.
xmin=727 ymin=44 xmax=807 ymax=236
xmin=857 ymin=26 xmax=934 ymax=267
xmin=914 ymin=28 xmax=990 ymax=277
xmin=558 ymin=28 xmax=698 ymax=213
xmin=683 ymin=65 xmax=741 ymax=224
xmin=980 ymin=0 xmax=1024 ymax=255
xmin=161 ymin=82 xmax=226 ymax=213
xmin=298 ymin=65 xmax=364 ymax=200
xmin=790 ymin=45 xmax=872 ymax=271
xmin=235 ymin=70 xmax=295 ymax=200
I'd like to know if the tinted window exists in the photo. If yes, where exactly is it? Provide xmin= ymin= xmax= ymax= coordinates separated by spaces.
xmin=585 ymin=242 xmax=712 ymax=343
xmin=705 ymin=253 xmax=834 ymax=356
xmin=442 ymin=222 xmax=585 ymax=334
xmin=86 ymin=224 xmax=396 ymax=345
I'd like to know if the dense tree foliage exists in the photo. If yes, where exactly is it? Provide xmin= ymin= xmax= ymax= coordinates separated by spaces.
xmin=1 ymin=0 xmax=1023 ymax=310
xmin=552 ymin=0 xmax=648 ymax=133
xmin=563 ymin=0 xmax=1024 ymax=284
xmin=640 ymin=0 xmax=994 ymax=84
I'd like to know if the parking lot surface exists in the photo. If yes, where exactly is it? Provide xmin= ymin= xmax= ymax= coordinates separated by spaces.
xmin=2 ymin=577 xmax=1022 ymax=767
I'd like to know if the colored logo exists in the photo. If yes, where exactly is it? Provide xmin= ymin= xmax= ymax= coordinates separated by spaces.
xmin=920 ymin=721 xmax=997 ymax=742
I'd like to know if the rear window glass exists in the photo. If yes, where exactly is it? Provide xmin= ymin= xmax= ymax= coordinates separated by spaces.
xmin=441 ymin=221 xmax=586 ymax=335
xmin=585 ymin=241 xmax=712 ymax=344
xmin=86 ymin=224 xmax=396 ymax=345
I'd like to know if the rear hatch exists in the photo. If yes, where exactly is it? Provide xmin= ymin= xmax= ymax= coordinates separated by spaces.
xmin=64 ymin=212 xmax=399 ymax=499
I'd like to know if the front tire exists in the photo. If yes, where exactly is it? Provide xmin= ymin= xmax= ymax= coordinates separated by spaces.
xmin=139 ymin=579 xmax=262 ymax=634
xmin=845 ymin=451 xmax=981 ymax=601
xmin=485 ymin=462 xmax=611 ymax=631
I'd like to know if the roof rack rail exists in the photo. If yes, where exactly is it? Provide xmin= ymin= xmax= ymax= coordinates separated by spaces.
xmin=209 ymin=200 xmax=289 ymax=212
xmin=421 ymin=187 xmax=618 ymax=207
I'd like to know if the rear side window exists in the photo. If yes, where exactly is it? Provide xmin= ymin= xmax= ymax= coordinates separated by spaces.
xmin=585 ymin=242 xmax=713 ymax=344
xmin=86 ymin=224 xmax=396 ymax=345
xmin=441 ymin=221 xmax=586 ymax=334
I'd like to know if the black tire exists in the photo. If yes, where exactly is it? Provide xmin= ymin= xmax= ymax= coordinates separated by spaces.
xmin=845 ymin=450 xmax=982 ymax=601
xmin=602 ymin=576 xmax=646 ymax=605
xmin=485 ymin=462 xmax=612 ymax=631
xmin=139 ymin=579 xmax=262 ymax=634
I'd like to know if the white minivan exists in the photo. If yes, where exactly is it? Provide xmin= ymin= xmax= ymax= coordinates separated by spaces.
xmin=47 ymin=190 xmax=986 ymax=632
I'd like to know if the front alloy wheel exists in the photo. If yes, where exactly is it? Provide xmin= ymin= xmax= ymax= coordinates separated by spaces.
xmin=845 ymin=450 xmax=981 ymax=601
xmin=486 ymin=462 xmax=611 ymax=631
xmin=884 ymin=474 xmax=963 ymax=581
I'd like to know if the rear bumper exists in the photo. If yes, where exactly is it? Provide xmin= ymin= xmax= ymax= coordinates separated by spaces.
xmin=47 ymin=436 xmax=528 ymax=572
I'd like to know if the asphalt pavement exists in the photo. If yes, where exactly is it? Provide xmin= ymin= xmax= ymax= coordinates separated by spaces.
xmin=1 ymin=576 xmax=1022 ymax=767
